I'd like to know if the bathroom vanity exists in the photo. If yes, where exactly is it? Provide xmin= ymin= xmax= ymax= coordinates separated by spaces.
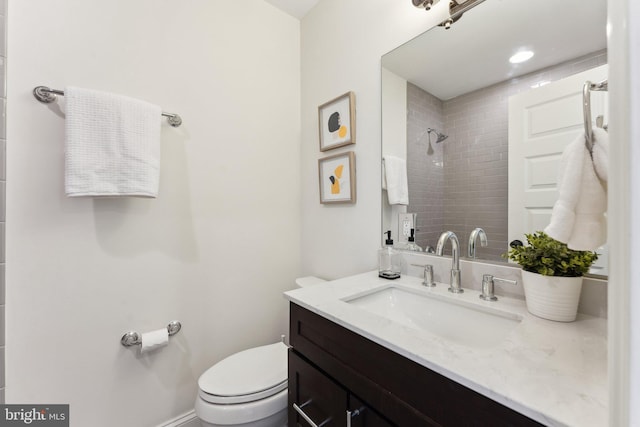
xmin=285 ymin=272 xmax=607 ymax=426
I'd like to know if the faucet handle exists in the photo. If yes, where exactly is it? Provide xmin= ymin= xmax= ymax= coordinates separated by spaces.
xmin=480 ymin=274 xmax=517 ymax=301
xmin=422 ymin=265 xmax=436 ymax=287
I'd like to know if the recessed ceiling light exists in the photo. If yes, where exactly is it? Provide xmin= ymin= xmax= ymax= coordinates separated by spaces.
xmin=509 ymin=51 xmax=534 ymax=64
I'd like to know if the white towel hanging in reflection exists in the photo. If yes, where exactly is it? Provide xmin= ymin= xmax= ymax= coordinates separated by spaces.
xmin=591 ymin=127 xmax=609 ymax=187
xmin=544 ymin=131 xmax=607 ymax=251
xmin=382 ymin=155 xmax=409 ymax=205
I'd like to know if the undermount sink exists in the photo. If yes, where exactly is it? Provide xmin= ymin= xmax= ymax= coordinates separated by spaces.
xmin=344 ymin=285 xmax=522 ymax=348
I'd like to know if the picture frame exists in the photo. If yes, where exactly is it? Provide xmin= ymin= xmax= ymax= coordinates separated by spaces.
xmin=318 ymin=151 xmax=356 ymax=204
xmin=318 ymin=91 xmax=356 ymax=151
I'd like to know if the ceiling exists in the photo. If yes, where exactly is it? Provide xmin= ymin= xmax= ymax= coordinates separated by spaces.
xmin=264 ymin=0 xmax=321 ymax=19
xmin=382 ymin=0 xmax=607 ymax=100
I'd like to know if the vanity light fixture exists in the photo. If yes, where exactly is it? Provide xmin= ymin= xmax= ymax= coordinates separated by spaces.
xmin=509 ymin=50 xmax=535 ymax=64
xmin=441 ymin=18 xmax=455 ymax=29
xmin=412 ymin=0 xmax=439 ymax=10
xmin=412 ymin=0 xmax=488 ymax=30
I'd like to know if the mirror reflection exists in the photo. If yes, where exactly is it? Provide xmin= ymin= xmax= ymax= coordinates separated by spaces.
xmin=381 ymin=0 xmax=608 ymax=276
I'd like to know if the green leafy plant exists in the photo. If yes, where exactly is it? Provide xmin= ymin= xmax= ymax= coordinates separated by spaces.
xmin=503 ymin=231 xmax=598 ymax=277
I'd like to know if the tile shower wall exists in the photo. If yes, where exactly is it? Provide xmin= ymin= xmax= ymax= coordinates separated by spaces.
xmin=442 ymin=81 xmax=509 ymax=261
xmin=407 ymin=50 xmax=607 ymax=260
xmin=406 ymin=83 xmax=444 ymax=250
xmin=0 ymin=0 xmax=6 ymax=403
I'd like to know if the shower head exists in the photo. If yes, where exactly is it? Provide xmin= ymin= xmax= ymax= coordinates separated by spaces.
xmin=427 ymin=128 xmax=448 ymax=143
xmin=435 ymin=132 xmax=448 ymax=143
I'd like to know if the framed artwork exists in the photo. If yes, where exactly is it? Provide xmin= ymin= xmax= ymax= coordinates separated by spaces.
xmin=318 ymin=91 xmax=355 ymax=151
xmin=318 ymin=151 xmax=356 ymax=204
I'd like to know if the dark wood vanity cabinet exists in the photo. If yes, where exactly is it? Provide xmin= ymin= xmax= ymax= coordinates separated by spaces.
xmin=289 ymin=350 xmax=393 ymax=427
xmin=289 ymin=349 xmax=347 ymax=426
xmin=288 ymin=303 xmax=544 ymax=427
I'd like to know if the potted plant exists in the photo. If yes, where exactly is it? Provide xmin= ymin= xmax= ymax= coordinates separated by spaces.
xmin=504 ymin=231 xmax=598 ymax=322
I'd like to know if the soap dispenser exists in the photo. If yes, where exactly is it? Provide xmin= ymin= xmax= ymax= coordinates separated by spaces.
xmin=379 ymin=231 xmax=401 ymax=279
xmin=405 ymin=228 xmax=423 ymax=252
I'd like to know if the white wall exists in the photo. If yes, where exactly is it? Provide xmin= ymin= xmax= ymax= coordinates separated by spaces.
xmin=6 ymin=1 xmax=300 ymax=426
xmin=300 ymin=0 xmax=448 ymax=279
xmin=381 ymin=68 xmax=407 ymax=160
xmin=629 ymin=0 xmax=640 ymax=419
xmin=381 ymin=67 xmax=407 ymax=243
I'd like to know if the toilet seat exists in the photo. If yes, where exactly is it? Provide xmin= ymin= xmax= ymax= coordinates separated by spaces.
xmin=198 ymin=342 xmax=288 ymax=405
xmin=199 ymin=379 xmax=287 ymax=404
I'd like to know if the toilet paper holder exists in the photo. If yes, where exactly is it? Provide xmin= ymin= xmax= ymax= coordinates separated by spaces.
xmin=120 ymin=320 xmax=182 ymax=347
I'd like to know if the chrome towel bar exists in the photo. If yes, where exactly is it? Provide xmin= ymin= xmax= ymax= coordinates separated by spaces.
xmin=33 ymin=85 xmax=183 ymax=127
xmin=120 ymin=320 xmax=182 ymax=347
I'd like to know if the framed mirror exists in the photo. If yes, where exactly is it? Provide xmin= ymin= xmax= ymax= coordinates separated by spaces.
xmin=381 ymin=0 xmax=608 ymax=276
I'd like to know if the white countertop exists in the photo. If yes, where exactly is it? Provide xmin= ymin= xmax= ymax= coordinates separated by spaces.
xmin=284 ymin=271 xmax=607 ymax=427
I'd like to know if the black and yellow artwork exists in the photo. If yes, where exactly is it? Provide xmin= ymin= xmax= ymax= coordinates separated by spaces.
xmin=318 ymin=92 xmax=356 ymax=151
xmin=319 ymin=152 xmax=356 ymax=204
xmin=329 ymin=164 xmax=344 ymax=194
xmin=327 ymin=112 xmax=348 ymax=139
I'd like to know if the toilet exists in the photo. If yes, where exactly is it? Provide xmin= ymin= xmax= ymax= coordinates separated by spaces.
xmin=195 ymin=342 xmax=289 ymax=427
xmin=195 ymin=277 xmax=325 ymax=427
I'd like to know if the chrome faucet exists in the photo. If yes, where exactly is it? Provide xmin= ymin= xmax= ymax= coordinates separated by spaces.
xmin=435 ymin=231 xmax=463 ymax=293
xmin=468 ymin=227 xmax=488 ymax=258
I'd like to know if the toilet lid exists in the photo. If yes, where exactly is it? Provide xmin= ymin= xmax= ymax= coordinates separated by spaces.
xmin=199 ymin=342 xmax=288 ymax=404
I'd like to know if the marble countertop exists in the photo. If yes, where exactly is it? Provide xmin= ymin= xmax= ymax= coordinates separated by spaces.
xmin=284 ymin=271 xmax=607 ymax=427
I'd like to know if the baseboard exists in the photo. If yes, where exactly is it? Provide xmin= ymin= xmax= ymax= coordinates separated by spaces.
xmin=158 ymin=409 xmax=199 ymax=427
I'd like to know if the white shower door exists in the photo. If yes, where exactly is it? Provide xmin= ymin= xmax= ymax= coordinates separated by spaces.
xmin=508 ymin=65 xmax=608 ymax=274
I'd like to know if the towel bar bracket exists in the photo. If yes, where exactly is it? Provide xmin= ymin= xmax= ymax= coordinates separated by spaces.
xmin=164 ymin=113 xmax=182 ymax=127
xmin=33 ymin=86 xmax=61 ymax=103
xmin=33 ymin=85 xmax=183 ymax=128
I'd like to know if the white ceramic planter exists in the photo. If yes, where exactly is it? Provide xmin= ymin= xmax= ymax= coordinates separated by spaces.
xmin=521 ymin=270 xmax=583 ymax=322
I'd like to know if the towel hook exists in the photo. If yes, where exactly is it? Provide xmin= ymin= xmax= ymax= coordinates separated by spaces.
xmin=582 ymin=79 xmax=608 ymax=156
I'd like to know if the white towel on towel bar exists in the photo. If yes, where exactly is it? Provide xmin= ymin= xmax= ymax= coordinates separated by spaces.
xmin=64 ymin=86 xmax=162 ymax=197
xmin=382 ymin=155 xmax=409 ymax=205
xmin=544 ymin=131 xmax=607 ymax=251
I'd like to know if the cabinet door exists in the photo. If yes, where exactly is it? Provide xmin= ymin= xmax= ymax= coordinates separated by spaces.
xmin=348 ymin=395 xmax=395 ymax=427
xmin=289 ymin=350 xmax=348 ymax=426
